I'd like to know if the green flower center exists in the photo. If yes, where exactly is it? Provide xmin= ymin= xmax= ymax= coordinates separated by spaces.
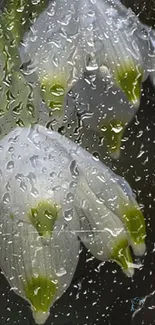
xmin=24 ymin=275 xmax=57 ymax=312
xmin=28 ymin=201 xmax=59 ymax=238
xmin=116 ymin=63 xmax=143 ymax=106
xmin=122 ymin=205 xmax=146 ymax=245
xmin=111 ymin=238 xmax=133 ymax=274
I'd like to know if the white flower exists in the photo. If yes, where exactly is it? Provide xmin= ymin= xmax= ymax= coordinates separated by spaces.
xmin=50 ymin=130 xmax=146 ymax=258
xmin=76 ymin=175 xmax=134 ymax=277
xmin=0 ymin=125 xmax=79 ymax=238
xmin=21 ymin=126 xmax=146 ymax=276
xmin=20 ymin=0 xmax=154 ymax=115
xmin=20 ymin=0 xmax=93 ymax=115
xmin=0 ymin=125 xmax=80 ymax=324
xmin=0 ymin=125 xmax=146 ymax=284
xmin=92 ymin=0 xmax=152 ymax=107
xmin=63 ymin=67 xmax=138 ymax=159
xmin=0 ymin=215 xmax=79 ymax=324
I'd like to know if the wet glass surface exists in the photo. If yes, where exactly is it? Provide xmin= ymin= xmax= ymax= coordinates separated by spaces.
xmin=0 ymin=1 xmax=155 ymax=325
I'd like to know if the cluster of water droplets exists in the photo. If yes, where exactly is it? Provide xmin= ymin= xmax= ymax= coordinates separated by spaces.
xmin=0 ymin=0 xmax=154 ymax=324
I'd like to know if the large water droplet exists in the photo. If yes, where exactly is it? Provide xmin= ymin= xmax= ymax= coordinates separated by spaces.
xmin=111 ymin=124 xmax=123 ymax=133
xmin=30 ymin=155 xmax=39 ymax=168
xmin=6 ymin=160 xmax=14 ymax=171
xmin=56 ymin=267 xmax=67 ymax=277
xmin=66 ymin=191 xmax=74 ymax=203
xmin=69 ymin=160 xmax=79 ymax=177
xmin=64 ymin=208 xmax=73 ymax=221
xmin=31 ymin=0 xmax=41 ymax=4
xmin=3 ymin=193 xmax=10 ymax=204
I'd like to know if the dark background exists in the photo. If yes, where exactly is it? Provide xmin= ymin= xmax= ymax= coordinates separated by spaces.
xmin=0 ymin=1 xmax=155 ymax=325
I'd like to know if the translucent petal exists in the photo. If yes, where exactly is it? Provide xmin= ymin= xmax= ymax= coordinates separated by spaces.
xmin=92 ymin=0 xmax=144 ymax=106
xmin=20 ymin=0 xmax=90 ymax=114
xmin=0 ymin=125 xmax=79 ymax=239
xmin=149 ymin=29 xmax=155 ymax=86
xmin=76 ymin=176 xmax=134 ymax=277
xmin=0 ymin=211 xmax=79 ymax=324
xmin=47 ymin=130 xmax=146 ymax=256
xmin=134 ymin=23 xmax=154 ymax=81
xmin=64 ymin=68 xmax=137 ymax=158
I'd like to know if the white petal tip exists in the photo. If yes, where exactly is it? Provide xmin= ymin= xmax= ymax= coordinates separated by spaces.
xmin=32 ymin=310 xmax=50 ymax=325
xmin=132 ymin=242 xmax=146 ymax=257
xmin=109 ymin=149 xmax=121 ymax=160
xmin=132 ymin=99 xmax=140 ymax=109
xmin=123 ymin=267 xmax=135 ymax=278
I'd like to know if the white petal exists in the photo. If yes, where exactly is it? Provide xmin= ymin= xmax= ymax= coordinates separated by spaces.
xmin=20 ymin=0 xmax=89 ymax=112
xmin=43 ymin=129 xmax=146 ymax=256
xmin=0 ymin=125 xmax=79 ymax=239
xmin=149 ymin=29 xmax=155 ymax=86
xmin=63 ymin=68 xmax=136 ymax=158
xmin=76 ymin=175 xmax=134 ymax=277
xmin=92 ymin=0 xmax=144 ymax=106
xmin=0 ymin=213 xmax=79 ymax=324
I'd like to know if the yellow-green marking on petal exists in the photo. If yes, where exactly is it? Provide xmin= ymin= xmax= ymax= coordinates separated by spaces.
xmin=10 ymin=213 xmax=15 ymax=220
xmin=116 ymin=63 xmax=143 ymax=107
xmin=111 ymin=239 xmax=134 ymax=277
xmin=4 ymin=0 xmax=48 ymax=44
xmin=28 ymin=201 xmax=59 ymax=238
xmin=24 ymin=275 xmax=57 ymax=323
xmin=101 ymin=119 xmax=125 ymax=159
xmin=41 ymin=77 xmax=65 ymax=115
xmin=121 ymin=205 xmax=146 ymax=256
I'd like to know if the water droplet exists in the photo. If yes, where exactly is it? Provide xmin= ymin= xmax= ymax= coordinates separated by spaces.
xmin=70 ymin=181 xmax=77 ymax=190
xmin=31 ymin=0 xmax=41 ymax=4
xmin=112 ymin=124 xmax=123 ymax=133
xmin=50 ymin=84 xmax=65 ymax=97
xmin=58 ymin=126 xmax=66 ymax=135
xmin=12 ymin=102 xmax=23 ymax=115
xmin=27 ymin=103 xmax=35 ymax=117
xmin=30 ymin=155 xmax=39 ymax=168
xmin=101 ymin=125 xmax=107 ymax=132
xmin=64 ymin=208 xmax=73 ymax=221
xmin=3 ymin=193 xmax=10 ymax=204
xmin=30 ymin=187 xmax=39 ymax=197
xmin=8 ymin=146 xmax=14 ymax=153
xmin=16 ymin=119 xmax=24 ymax=127
xmin=49 ymin=171 xmax=56 ymax=180
xmin=92 ymin=152 xmax=100 ymax=161
xmin=34 ymin=287 xmax=40 ymax=295
xmin=66 ymin=192 xmax=74 ymax=203
xmin=56 ymin=267 xmax=67 ymax=277
xmin=69 ymin=160 xmax=79 ymax=177
xmin=6 ymin=182 xmax=11 ymax=191
xmin=20 ymin=181 xmax=27 ymax=192
xmin=0 ymin=109 xmax=4 ymax=117
xmin=53 ymin=185 xmax=61 ymax=192
xmin=6 ymin=160 xmax=14 ymax=171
